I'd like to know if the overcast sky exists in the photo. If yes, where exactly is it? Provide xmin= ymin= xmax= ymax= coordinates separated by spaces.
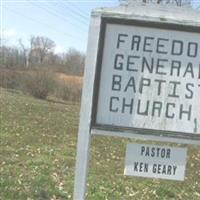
xmin=1 ymin=0 xmax=200 ymax=53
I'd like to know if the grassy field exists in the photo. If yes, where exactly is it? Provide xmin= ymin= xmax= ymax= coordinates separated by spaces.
xmin=0 ymin=88 xmax=200 ymax=200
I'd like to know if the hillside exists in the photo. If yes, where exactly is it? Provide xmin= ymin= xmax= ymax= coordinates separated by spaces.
xmin=0 ymin=88 xmax=200 ymax=200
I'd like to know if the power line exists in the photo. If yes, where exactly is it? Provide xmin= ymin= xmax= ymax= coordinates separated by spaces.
xmin=54 ymin=2 xmax=89 ymax=26
xmin=45 ymin=2 xmax=89 ymax=28
xmin=65 ymin=1 xmax=91 ymax=19
xmin=26 ymin=0 xmax=88 ymax=32
xmin=62 ymin=0 xmax=90 ymax=22
xmin=4 ymin=5 xmax=83 ymax=41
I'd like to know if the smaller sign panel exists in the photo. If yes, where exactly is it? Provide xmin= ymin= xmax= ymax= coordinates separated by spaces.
xmin=124 ymin=143 xmax=187 ymax=181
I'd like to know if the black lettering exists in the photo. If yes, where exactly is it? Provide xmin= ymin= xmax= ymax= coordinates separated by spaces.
xmin=168 ymin=81 xmax=181 ymax=98
xmin=179 ymin=104 xmax=192 ymax=121
xmin=188 ymin=42 xmax=198 ymax=57
xmin=156 ymin=59 xmax=168 ymax=75
xmin=162 ymin=165 xmax=167 ymax=174
xmin=172 ymin=40 xmax=183 ymax=55
xmin=112 ymin=75 xmax=121 ymax=91
xmin=173 ymin=166 xmax=177 ymax=175
xmin=199 ymin=64 xmax=200 ymax=79
xmin=137 ymin=100 xmax=149 ymax=116
xmin=109 ymin=97 xmax=119 ymax=112
xmin=161 ymin=149 xmax=166 ymax=158
xmin=151 ymin=147 xmax=155 ymax=157
xmin=124 ymin=77 xmax=136 ymax=92
xmin=139 ymin=78 xmax=151 ymax=94
xmin=134 ymin=162 xmax=139 ymax=171
xmin=139 ymin=163 xmax=143 ymax=172
xmin=183 ymin=63 xmax=194 ymax=78
xmin=122 ymin=98 xmax=134 ymax=114
xmin=171 ymin=60 xmax=181 ymax=76
xmin=141 ymin=146 xmax=145 ymax=156
xmin=117 ymin=34 xmax=128 ymax=49
xmin=131 ymin=35 xmax=141 ymax=51
xmin=166 ymin=103 xmax=175 ymax=119
xmin=114 ymin=54 xmax=124 ymax=70
xmin=155 ymin=79 xmax=166 ymax=96
xmin=152 ymin=164 xmax=157 ymax=173
xmin=156 ymin=148 xmax=161 ymax=157
xmin=152 ymin=101 xmax=162 ymax=117
xmin=144 ymin=163 xmax=149 ymax=172
xmin=157 ymin=164 xmax=161 ymax=174
xmin=143 ymin=37 xmax=154 ymax=52
xmin=145 ymin=147 xmax=150 ymax=156
xmin=167 ymin=165 xmax=172 ymax=175
xmin=127 ymin=55 xmax=139 ymax=72
xmin=185 ymin=83 xmax=194 ymax=99
xmin=142 ymin=57 xmax=154 ymax=73
xmin=166 ymin=149 xmax=171 ymax=159
xmin=157 ymin=38 xmax=168 ymax=54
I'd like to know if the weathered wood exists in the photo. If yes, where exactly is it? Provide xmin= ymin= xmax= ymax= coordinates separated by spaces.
xmin=74 ymin=4 xmax=200 ymax=200
xmin=73 ymin=16 xmax=101 ymax=200
xmin=91 ymin=129 xmax=200 ymax=145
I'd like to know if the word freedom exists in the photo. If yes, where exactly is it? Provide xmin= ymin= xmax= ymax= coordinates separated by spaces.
xmin=108 ymin=33 xmax=200 ymax=121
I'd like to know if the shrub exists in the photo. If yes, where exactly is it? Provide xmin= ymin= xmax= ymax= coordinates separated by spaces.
xmin=0 ymin=68 xmax=82 ymax=101
xmin=24 ymin=70 xmax=56 ymax=99
xmin=55 ymin=82 xmax=82 ymax=102
xmin=0 ymin=69 xmax=23 ymax=90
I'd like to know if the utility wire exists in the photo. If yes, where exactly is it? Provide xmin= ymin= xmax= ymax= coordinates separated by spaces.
xmin=65 ymin=1 xmax=90 ymax=19
xmin=45 ymin=2 xmax=89 ymax=28
xmin=26 ymin=0 xmax=88 ymax=32
xmin=55 ymin=2 xmax=89 ymax=26
xmin=62 ymin=0 xmax=90 ymax=22
xmin=4 ymin=5 xmax=83 ymax=41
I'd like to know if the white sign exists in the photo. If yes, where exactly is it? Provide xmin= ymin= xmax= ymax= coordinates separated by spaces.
xmin=74 ymin=7 xmax=200 ymax=200
xmin=124 ymin=143 xmax=187 ymax=181
xmin=94 ymin=21 xmax=200 ymax=136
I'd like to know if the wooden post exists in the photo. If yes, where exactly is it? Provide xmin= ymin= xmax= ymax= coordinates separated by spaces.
xmin=73 ymin=3 xmax=200 ymax=199
xmin=73 ymin=16 xmax=101 ymax=200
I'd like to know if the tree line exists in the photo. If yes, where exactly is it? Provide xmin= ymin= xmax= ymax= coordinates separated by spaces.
xmin=0 ymin=36 xmax=85 ymax=76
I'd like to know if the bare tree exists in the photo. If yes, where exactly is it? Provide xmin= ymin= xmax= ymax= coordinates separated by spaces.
xmin=0 ymin=46 xmax=21 ymax=68
xmin=29 ymin=36 xmax=55 ymax=65
xmin=0 ymin=35 xmax=86 ymax=72
xmin=65 ymin=48 xmax=85 ymax=75
xmin=18 ymin=39 xmax=29 ymax=68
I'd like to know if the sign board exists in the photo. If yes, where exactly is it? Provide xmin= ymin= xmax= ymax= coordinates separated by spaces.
xmin=74 ymin=6 xmax=200 ymax=200
xmin=124 ymin=143 xmax=187 ymax=181
xmin=92 ymin=18 xmax=200 ymax=139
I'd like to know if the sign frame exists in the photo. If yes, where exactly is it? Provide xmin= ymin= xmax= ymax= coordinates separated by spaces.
xmin=74 ymin=7 xmax=200 ymax=200
xmin=91 ymin=17 xmax=200 ymax=141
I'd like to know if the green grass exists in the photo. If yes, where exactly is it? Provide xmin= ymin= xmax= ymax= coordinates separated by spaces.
xmin=1 ymin=88 xmax=200 ymax=200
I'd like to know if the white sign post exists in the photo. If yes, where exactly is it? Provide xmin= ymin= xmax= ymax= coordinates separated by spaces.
xmin=74 ymin=4 xmax=200 ymax=200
